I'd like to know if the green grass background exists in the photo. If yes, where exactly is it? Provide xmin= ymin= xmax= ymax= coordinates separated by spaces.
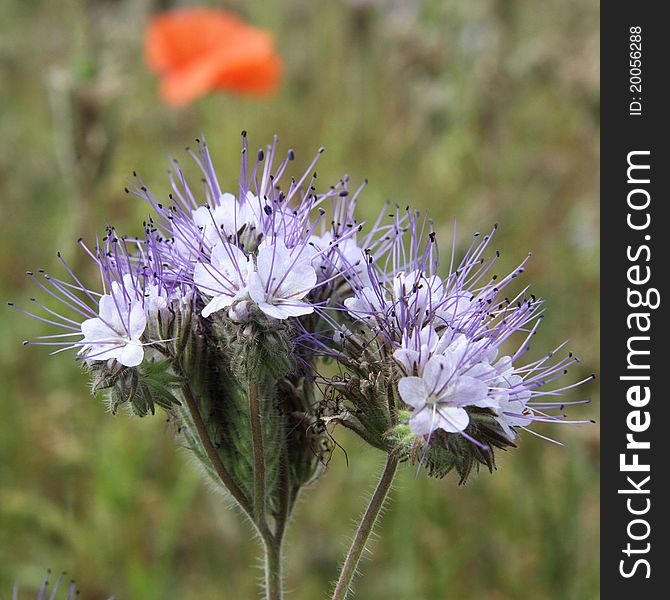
xmin=0 ymin=1 xmax=599 ymax=598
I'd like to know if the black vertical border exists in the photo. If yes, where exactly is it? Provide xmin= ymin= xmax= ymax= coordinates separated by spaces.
xmin=601 ymin=5 xmax=668 ymax=596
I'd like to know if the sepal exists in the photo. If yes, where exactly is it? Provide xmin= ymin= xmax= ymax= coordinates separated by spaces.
xmin=388 ymin=409 xmax=517 ymax=484
xmin=90 ymin=358 xmax=182 ymax=417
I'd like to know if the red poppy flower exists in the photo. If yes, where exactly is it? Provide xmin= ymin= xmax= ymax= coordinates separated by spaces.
xmin=145 ymin=7 xmax=282 ymax=107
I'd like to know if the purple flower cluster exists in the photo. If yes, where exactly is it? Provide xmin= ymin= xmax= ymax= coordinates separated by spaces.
xmin=332 ymin=210 xmax=592 ymax=448
xmin=125 ymin=135 xmax=372 ymax=324
xmin=13 ymin=232 xmax=183 ymax=367
xmin=13 ymin=134 xmax=590 ymax=468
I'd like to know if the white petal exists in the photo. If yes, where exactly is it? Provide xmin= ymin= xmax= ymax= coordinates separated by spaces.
xmin=393 ymin=348 xmax=419 ymax=374
xmin=147 ymin=294 xmax=168 ymax=316
xmin=436 ymin=406 xmax=470 ymax=433
xmin=473 ymin=396 xmax=500 ymax=409
xmin=192 ymin=206 xmax=212 ymax=229
xmin=397 ymin=376 xmax=428 ymax=409
xmin=422 ymin=355 xmax=456 ymax=394
xmin=81 ymin=317 xmax=117 ymax=343
xmin=498 ymin=399 xmax=533 ymax=428
xmin=256 ymin=302 xmax=289 ymax=320
xmin=494 ymin=356 xmax=514 ymax=375
xmin=119 ymin=341 xmax=144 ymax=367
xmin=202 ymin=294 xmax=235 ymax=318
xmin=258 ymin=299 xmax=314 ymax=320
xmin=248 ymin=272 xmax=268 ymax=305
xmin=211 ymin=243 xmax=248 ymax=282
xmin=84 ymin=343 xmax=123 ymax=362
xmin=276 ymin=263 xmax=317 ymax=300
xmin=98 ymin=294 xmax=125 ymax=332
xmin=444 ymin=375 xmax=489 ymax=406
xmin=465 ymin=361 xmax=497 ymax=381
xmin=443 ymin=333 xmax=469 ymax=366
xmin=344 ymin=295 xmax=368 ymax=316
xmin=127 ymin=301 xmax=147 ymax=339
xmin=497 ymin=418 xmax=517 ymax=441
xmin=193 ymin=261 xmax=225 ymax=296
xmin=416 ymin=325 xmax=439 ymax=352
xmin=228 ymin=300 xmax=252 ymax=322
xmin=409 ymin=407 xmax=439 ymax=435
xmin=256 ymin=241 xmax=289 ymax=282
xmin=438 ymin=292 xmax=474 ymax=323
xmin=242 ymin=191 xmax=262 ymax=225
xmin=213 ymin=193 xmax=241 ymax=233
xmin=254 ymin=241 xmax=316 ymax=302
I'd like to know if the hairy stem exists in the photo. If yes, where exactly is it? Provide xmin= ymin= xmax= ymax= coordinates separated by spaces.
xmin=180 ymin=381 xmax=253 ymax=516
xmin=331 ymin=454 xmax=399 ymax=600
xmin=274 ymin=442 xmax=291 ymax=542
xmin=264 ymin=535 xmax=284 ymax=600
xmin=248 ymin=379 xmax=269 ymax=529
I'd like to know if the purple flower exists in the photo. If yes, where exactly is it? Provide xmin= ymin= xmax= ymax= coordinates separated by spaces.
xmin=248 ymin=239 xmax=318 ymax=319
xmin=398 ymin=352 xmax=488 ymax=434
xmin=80 ymin=276 xmax=147 ymax=366
xmin=334 ymin=208 xmax=591 ymax=447
xmin=194 ymin=241 xmax=251 ymax=318
xmin=12 ymin=132 xmax=591 ymax=479
xmin=13 ymin=232 xmax=177 ymax=367
xmin=126 ymin=134 xmax=368 ymax=324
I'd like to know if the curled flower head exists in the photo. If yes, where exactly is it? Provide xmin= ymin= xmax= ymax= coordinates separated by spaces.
xmin=80 ymin=276 xmax=147 ymax=366
xmin=128 ymin=135 xmax=369 ymax=326
xmin=322 ymin=208 xmax=592 ymax=480
xmin=145 ymin=7 xmax=282 ymax=106
xmin=12 ymin=231 xmax=180 ymax=368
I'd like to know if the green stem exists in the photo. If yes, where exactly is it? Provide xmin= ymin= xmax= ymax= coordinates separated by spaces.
xmin=331 ymin=454 xmax=399 ymax=600
xmin=180 ymin=381 xmax=253 ymax=516
xmin=264 ymin=535 xmax=284 ymax=600
xmin=248 ymin=379 xmax=269 ymax=531
xmin=274 ymin=442 xmax=291 ymax=542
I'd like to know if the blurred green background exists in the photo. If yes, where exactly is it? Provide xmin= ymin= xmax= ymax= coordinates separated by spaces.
xmin=0 ymin=0 xmax=598 ymax=598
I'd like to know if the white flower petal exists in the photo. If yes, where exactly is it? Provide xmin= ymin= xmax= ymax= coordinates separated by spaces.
xmin=257 ymin=300 xmax=312 ymax=320
xmin=393 ymin=348 xmax=419 ymax=374
xmin=444 ymin=375 xmax=489 ymax=406
xmin=277 ymin=263 xmax=317 ymax=300
xmin=494 ymin=356 xmax=514 ymax=375
xmin=422 ymin=355 xmax=456 ymax=394
xmin=255 ymin=241 xmax=287 ymax=281
xmin=398 ymin=376 xmax=429 ymax=409
xmin=201 ymin=294 xmax=235 ymax=318
xmin=436 ymin=406 xmax=470 ymax=433
xmin=119 ymin=341 xmax=144 ymax=367
xmin=409 ymin=407 xmax=439 ymax=435
xmin=250 ymin=241 xmax=317 ymax=319
xmin=193 ymin=262 xmax=225 ymax=296
xmin=248 ymin=272 xmax=268 ymax=305
xmin=473 ymin=396 xmax=500 ymax=409
xmin=98 ymin=294 xmax=125 ymax=332
xmin=127 ymin=301 xmax=147 ymax=339
xmin=81 ymin=317 xmax=116 ymax=343
xmin=86 ymin=344 xmax=124 ymax=362
xmin=497 ymin=418 xmax=517 ymax=441
xmin=344 ymin=295 xmax=375 ymax=321
xmin=465 ymin=361 xmax=497 ymax=381
xmin=211 ymin=243 xmax=248 ymax=282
